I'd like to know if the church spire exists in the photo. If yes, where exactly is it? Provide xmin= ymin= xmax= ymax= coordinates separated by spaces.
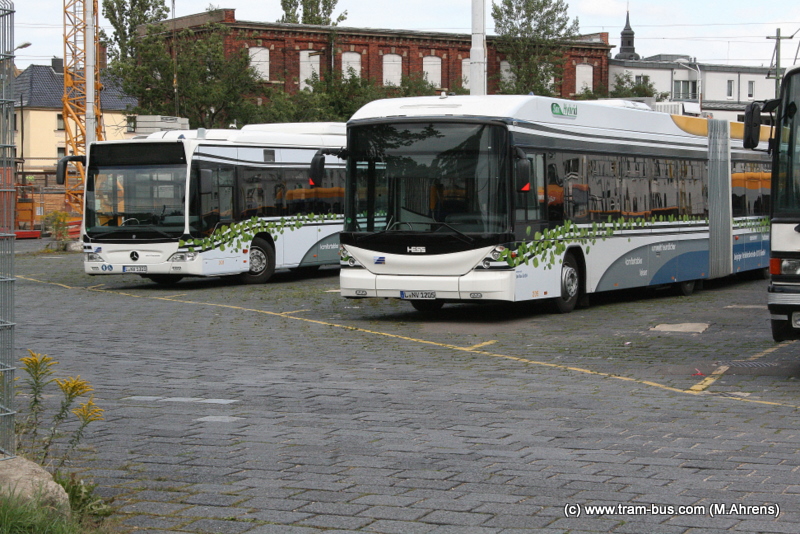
xmin=615 ymin=11 xmax=640 ymax=60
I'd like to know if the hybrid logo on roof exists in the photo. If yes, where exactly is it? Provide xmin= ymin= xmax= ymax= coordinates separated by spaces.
xmin=551 ymin=103 xmax=578 ymax=119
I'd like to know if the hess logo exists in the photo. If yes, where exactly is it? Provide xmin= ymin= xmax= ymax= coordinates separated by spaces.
xmin=407 ymin=246 xmax=426 ymax=253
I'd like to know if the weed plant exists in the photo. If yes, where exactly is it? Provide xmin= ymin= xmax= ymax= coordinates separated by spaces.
xmin=6 ymin=350 xmax=116 ymax=531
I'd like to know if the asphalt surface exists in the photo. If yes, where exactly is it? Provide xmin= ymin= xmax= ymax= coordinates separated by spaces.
xmin=10 ymin=237 xmax=800 ymax=533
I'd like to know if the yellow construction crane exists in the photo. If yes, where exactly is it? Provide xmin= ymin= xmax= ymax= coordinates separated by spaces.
xmin=62 ymin=0 xmax=103 ymax=216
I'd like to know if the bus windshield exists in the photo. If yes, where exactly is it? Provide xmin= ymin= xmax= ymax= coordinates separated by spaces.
xmin=85 ymin=165 xmax=187 ymax=238
xmin=85 ymin=143 xmax=187 ymax=239
xmin=346 ymin=122 xmax=510 ymax=234
xmin=775 ymin=71 xmax=800 ymax=219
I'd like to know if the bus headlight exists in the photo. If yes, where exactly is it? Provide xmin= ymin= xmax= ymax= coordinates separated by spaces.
xmin=772 ymin=258 xmax=800 ymax=275
xmin=490 ymin=246 xmax=506 ymax=261
xmin=783 ymin=259 xmax=800 ymax=275
xmin=85 ymin=253 xmax=104 ymax=262
xmin=168 ymin=252 xmax=198 ymax=262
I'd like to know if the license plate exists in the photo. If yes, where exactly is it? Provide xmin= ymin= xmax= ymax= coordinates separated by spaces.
xmin=400 ymin=291 xmax=436 ymax=300
xmin=123 ymin=265 xmax=147 ymax=273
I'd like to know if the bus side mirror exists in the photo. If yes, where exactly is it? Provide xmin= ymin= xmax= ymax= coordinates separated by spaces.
xmin=743 ymin=102 xmax=762 ymax=149
xmin=55 ymin=155 xmax=85 ymax=185
xmin=310 ymin=151 xmax=326 ymax=187
xmin=514 ymin=149 xmax=531 ymax=191
xmin=310 ymin=148 xmax=347 ymax=187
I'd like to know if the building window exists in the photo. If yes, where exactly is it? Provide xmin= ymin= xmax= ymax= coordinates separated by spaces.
xmin=727 ymin=80 xmax=734 ymax=99
xmin=13 ymin=112 xmax=17 ymax=132
xmin=576 ymin=64 xmax=594 ymax=93
xmin=748 ymin=80 xmax=755 ymax=99
xmin=634 ymin=74 xmax=649 ymax=85
xmin=461 ymin=58 xmax=470 ymax=90
xmin=342 ymin=52 xmax=361 ymax=79
xmin=126 ymin=116 xmax=136 ymax=133
xmin=500 ymin=60 xmax=513 ymax=85
xmin=249 ymin=47 xmax=270 ymax=81
xmin=57 ymin=147 xmax=66 ymax=159
xmin=383 ymin=54 xmax=402 ymax=86
xmin=56 ymin=113 xmax=65 ymax=131
xmin=299 ymin=50 xmax=320 ymax=90
xmin=422 ymin=56 xmax=442 ymax=88
xmin=673 ymin=80 xmax=697 ymax=100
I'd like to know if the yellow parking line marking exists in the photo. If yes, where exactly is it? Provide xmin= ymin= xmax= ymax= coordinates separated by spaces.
xmin=87 ymin=284 xmax=106 ymax=290
xmin=744 ymin=341 xmax=795 ymax=361
xmin=278 ymin=309 xmax=309 ymax=315
xmin=463 ymin=340 xmax=497 ymax=350
xmin=689 ymin=366 xmax=730 ymax=392
xmin=15 ymin=276 xmax=798 ymax=409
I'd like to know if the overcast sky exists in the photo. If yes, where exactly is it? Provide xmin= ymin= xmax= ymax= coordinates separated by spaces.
xmin=13 ymin=0 xmax=800 ymax=70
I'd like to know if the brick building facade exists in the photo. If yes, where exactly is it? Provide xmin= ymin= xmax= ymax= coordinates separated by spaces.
xmin=165 ymin=9 xmax=611 ymax=99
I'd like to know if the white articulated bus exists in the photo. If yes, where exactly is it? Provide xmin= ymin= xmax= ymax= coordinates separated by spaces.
xmin=317 ymin=95 xmax=771 ymax=312
xmin=57 ymin=123 xmax=346 ymax=285
xmin=745 ymin=64 xmax=800 ymax=341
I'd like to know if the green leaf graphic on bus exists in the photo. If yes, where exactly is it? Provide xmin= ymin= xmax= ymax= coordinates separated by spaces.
xmin=500 ymin=215 xmax=722 ymax=269
xmin=178 ymin=213 xmax=336 ymax=253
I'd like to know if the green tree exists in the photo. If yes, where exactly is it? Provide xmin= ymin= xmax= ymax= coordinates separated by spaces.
xmin=609 ymin=72 xmax=669 ymax=101
xmin=101 ymin=0 xmax=169 ymax=61
xmin=279 ymin=0 xmax=347 ymax=25
xmin=491 ymin=0 xmax=580 ymax=96
xmin=575 ymin=83 xmax=608 ymax=100
xmin=109 ymin=22 xmax=263 ymax=128
xmin=256 ymin=72 xmax=439 ymax=123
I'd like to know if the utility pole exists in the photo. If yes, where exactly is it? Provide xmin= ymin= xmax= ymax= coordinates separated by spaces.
xmin=768 ymin=28 xmax=799 ymax=97
xmin=470 ymin=0 xmax=486 ymax=96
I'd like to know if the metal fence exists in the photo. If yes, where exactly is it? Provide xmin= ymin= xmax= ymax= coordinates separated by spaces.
xmin=0 ymin=0 xmax=16 ymax=460
xmin=0 ymin=236 xmax=13 ymax=460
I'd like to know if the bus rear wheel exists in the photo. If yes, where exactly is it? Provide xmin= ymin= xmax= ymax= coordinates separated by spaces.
xmin=554 ymin=253 xmax=580 ymax=314
xmin=239 ymin=237 xmax=275 ymax=284
xmin=675 ymin=280 xmax=695 ymax=296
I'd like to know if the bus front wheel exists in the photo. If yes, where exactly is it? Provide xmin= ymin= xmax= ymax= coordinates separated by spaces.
xmin=554 ymin=253 xmax=580 ymax=314
xmin=239 ymin=237 xmax=275 ymax=284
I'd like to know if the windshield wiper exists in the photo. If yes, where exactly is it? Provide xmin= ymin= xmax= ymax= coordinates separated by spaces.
xmin=429 ymin=222 xmax=474 ymax=243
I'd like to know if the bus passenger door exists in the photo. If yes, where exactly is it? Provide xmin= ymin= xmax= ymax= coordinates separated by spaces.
xmin=514 ymin=152 xmax=547 ymax=241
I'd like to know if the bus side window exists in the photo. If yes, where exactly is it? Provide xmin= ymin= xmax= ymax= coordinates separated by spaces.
xmin=197 ymin=165 xmax=235 ymax=232
xmin=515 ymin=153 xmax=546 ymax=223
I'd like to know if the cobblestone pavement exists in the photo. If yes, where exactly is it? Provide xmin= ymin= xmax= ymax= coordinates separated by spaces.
xmin=11 ymin=245 xmax=800 ymax=533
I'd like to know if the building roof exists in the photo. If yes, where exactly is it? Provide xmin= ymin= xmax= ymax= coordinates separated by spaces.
xmin=14 ymin=62 xmax=137 ymax=112
xmin=610 ymin=57 xmax=776 ymax=75
xmin=160 ymin=9 xmax=612 ymax=51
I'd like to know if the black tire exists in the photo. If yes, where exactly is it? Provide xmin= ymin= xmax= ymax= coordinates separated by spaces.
xmin=675 ymin=280 xmax=695 ymax=296
xmin=410 ymin=299 xmax=444 ymax=312
xmin=771 ymin=318 xmax=794 ymax=342
xmin=144 ymin=274 xmax=183 ymax=285
xmin=554 ymin=253 xmax=580 ymax=314
xmin=239 ymin=237 xmax=275 ymax=284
